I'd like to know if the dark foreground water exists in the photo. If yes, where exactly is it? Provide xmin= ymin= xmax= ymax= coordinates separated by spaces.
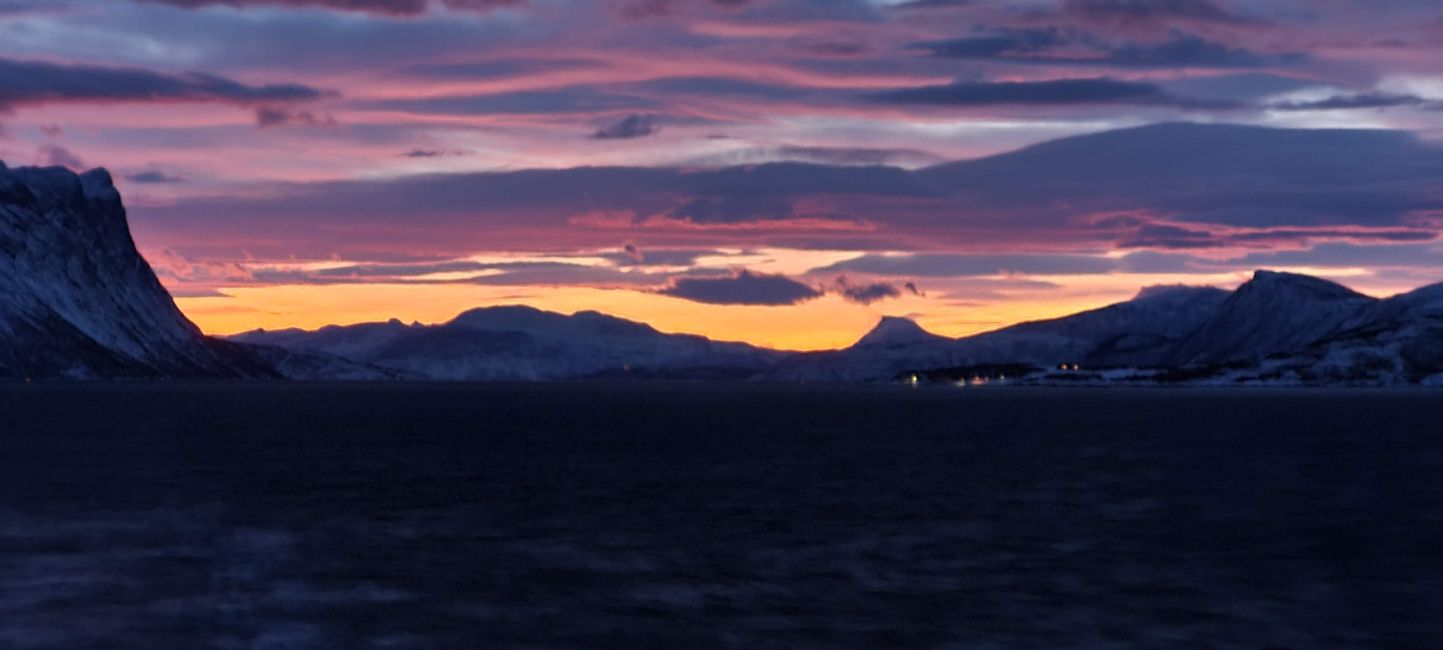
xmin=1 ymin=384 xmax=1441 ymax=649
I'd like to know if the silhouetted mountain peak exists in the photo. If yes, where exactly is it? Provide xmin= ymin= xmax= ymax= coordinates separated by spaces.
xmin=855 ymin=317 xmax=945 ymax=348
xmin=1242 ymin=270 xmax=1368 ymax=300
xmin=1167 ymin=270 xmax=1375 ymax=365
xmin=448 ymin=304 xmax=558 ymax=330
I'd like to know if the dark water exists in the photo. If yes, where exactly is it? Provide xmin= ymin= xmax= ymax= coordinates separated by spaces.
xmin=1 ymin=383 xmax=1441 ymax=649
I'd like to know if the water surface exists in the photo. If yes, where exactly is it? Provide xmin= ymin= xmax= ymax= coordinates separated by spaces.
xmin=1 ymin=383 xmax=1440 ymax=648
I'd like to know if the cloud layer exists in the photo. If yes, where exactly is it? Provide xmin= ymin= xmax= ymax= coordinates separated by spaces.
xmin=5 ymin=0 xmax=1443 ymax=344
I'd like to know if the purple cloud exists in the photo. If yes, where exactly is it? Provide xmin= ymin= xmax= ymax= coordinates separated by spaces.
xmin=1116 ymin=223 xmax=1438 ymax=250
xmin=834 ymin=277 xmax=905 ymax=305
xmin=126 ymin=170 xmax=187 ymax=183
xmin=916 ymin=31 xmax=1300 ymax=69
xmin=400 ymin=149 xmax=472 ymax=158
xmin=659 ymin=270 xmax=822 ymax=305
xmin=129 ymin=123 xmax=1443 ymax=265
xmin=367 ymin=87 xmax=661 ymax=116
xmin=592 ymin=114 xmax=660 ymax=140
xmin=1062 ymin=0 xmax=1264 ymax=27
xmin=820 ymin=254 xmax=1119 ymax=277
xmin=868 ymin=78 xmax=1208 ymax=107
xmin=255 ymin=106 xmax=337 ymax=127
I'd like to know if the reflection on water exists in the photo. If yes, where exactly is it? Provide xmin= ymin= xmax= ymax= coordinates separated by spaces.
xmin=1 ymin=383 xmax=1440 ymax=648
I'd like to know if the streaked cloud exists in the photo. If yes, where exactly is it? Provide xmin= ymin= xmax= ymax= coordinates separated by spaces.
xmin=818 ymin=253 xmax=1121 ymax=277
xmin=867 ymin=78 xmax=1209 ymax=107
xmin=126 ymin=170 xmax=186 ymax=183
xmin=915 ymin=31 xmax=1301 ymax=69
xmin=1060 ymin=0 xmax=1266 ymax=28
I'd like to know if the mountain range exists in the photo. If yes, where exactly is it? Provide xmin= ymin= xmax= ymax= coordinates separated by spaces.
xmin=228 ymin=271 xmax=1443 ymax=386
xmin=231 ymin=307 xmax=783 ymax=381
xmin=772 ymin=273 xmax=1443 ymax=386
xmin=3 ymin=124 xmax=1443 ymax=385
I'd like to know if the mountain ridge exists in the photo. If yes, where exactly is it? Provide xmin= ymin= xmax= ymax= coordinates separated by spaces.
xmin=232 ymin=304 xmax=785 ymax=381
xmin=767 ymin=283 xmax=1234 ymax=382
xmin=769 ymin=273 xmax=1443 ymax=385
xmin=854 ymin=316 xmax=950 ymax=348
xmin=1166 ymin=270 xmax=1377 ymax=366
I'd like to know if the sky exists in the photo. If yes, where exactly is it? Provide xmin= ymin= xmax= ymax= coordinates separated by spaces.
xmin=4 ymin=0 xmax=1443 ymax=350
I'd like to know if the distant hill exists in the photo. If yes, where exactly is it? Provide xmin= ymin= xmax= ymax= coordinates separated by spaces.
xmin=231 ymin=306 xmax=785 ymax=381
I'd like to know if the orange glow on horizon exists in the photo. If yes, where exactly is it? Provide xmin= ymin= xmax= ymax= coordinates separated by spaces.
xmin=180 ymin=283 xmax=887 ymax=351
xmin=180 ymin=281 xmax=1124 ymax=352
xmin=174 ymin=269 xmax=1422 ymax=352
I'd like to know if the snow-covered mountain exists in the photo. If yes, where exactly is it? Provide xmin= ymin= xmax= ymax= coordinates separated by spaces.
xmin=767 ymin=316 xmax=963 ymax=383
xmin=0 ymin=162 xmax=277 ymax=379
xmin=958 ymin=285 xmax=1231 ymax=368
xmin=772 ymin=271 xmax=1443 ymax=386
xmin=230 ymin=306 xmax=787 ymax=381
xmin=1167 ymin=271 xmax=1376 ymax=366
xmin=769 ymin=285 xmax=1229 ymax=382
xmin=1225 ymin=281 xmax=1443 ymax=385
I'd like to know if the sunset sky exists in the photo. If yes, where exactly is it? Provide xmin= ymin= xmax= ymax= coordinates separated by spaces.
xmin=4 ymin=0 xmax=1443 ymax=349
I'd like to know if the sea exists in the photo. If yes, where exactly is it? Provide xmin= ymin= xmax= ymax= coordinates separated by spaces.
xmin=1 ymin=383 xmax=1440 ymax=648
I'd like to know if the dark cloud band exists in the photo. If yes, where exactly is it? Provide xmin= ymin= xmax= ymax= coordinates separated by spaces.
xmin=868 ymin=78 xmax=1197 ymax=107
xmin=0 ymin=57 xmax=325 ymax=110
xmin=135 ymin=0 xmax=524 ymax=16
xmin=659 ymin=270 xmax=822 ymax=305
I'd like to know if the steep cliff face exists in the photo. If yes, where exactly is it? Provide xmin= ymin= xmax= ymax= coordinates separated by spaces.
xmin=0 ymin=162 xmax=270 ymax=379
